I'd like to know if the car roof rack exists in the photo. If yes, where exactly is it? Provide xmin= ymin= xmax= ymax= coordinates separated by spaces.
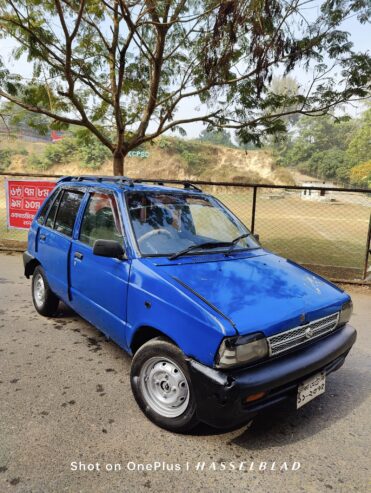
xmin=133 ymin=178 xmax=202 ymax=192
xmin=57 ymin=176 xmax=202 ymax=192
xmin=58 ymin=175 xmax=134 ymax=187
xmin=183 ymin=181 xmax=202 ymax=192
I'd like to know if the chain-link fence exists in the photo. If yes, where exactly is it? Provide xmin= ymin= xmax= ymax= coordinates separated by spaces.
xmin=1 ymin=173 xmax=370 ymax=282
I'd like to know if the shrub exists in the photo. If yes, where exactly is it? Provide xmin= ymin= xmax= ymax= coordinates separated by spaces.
xmin=180 ymin=150 xmax=207 ymax=175
xmin=44 ymin=138 xmax=78 ymax=164
xmin=27 ymin=137 xmax=78 ymax=170
xmin=78 ymin=140 xmax=111 ymax=169
xmin=349 ymin=161 xmax=371 ymax=188
xmin=0 ymin=148 xmax=12 ymax=171
xmin=157 ymin=137 xmax=172 ymax=149
xmin=27 ymin=153 xmax=52 ymax=171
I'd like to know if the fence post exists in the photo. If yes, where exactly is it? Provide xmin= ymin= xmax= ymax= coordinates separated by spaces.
xmin=250 ymin=186 xmax=257 ymax=233
xmin=362 ymin=212 xmax=371 ymax=280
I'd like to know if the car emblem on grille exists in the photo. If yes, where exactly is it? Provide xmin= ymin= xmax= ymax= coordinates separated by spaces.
xmin=305 ymin=327 xmax=313 ymax=339
xmin=300 ymin=313 xmax=306 ymax=324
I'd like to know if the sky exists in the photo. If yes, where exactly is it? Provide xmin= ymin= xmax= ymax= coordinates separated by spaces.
xmin=1 ymin=4 xmax=370 ymax=140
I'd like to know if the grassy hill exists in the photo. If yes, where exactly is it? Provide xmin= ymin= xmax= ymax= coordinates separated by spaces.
xmin=0 ymin=135 xmax=295 ymax=185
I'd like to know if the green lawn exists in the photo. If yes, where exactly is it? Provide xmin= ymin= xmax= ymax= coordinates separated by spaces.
xmin=1 ymin=182 xmax=370 ymax=279
xmin=214 ymin=189 xmax=370 ymax=278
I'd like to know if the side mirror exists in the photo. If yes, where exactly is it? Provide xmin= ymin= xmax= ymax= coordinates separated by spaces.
xmin=253 ymin=233 xmax=260 ymax=242
xmin=93 ymin=239 xmax=125 ymax=260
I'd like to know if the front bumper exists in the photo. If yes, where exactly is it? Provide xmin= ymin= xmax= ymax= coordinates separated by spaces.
xmin=187 ymin=324 xmax=356 ymax=428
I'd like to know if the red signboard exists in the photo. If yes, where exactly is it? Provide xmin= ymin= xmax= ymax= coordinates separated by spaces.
xmin=51 ymin=130 xmax=64 ymax=142
xmin=6 ymin=179 xmax=56 ymax=229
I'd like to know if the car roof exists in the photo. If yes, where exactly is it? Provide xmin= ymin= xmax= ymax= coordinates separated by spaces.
xmin=57 ymin=176 xmax=203 ymax=195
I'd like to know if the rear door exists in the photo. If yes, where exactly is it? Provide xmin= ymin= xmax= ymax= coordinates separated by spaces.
xmin=69 ymin=191 xmax=130 ymax=349
xmin=36 ymin=188 xmax=84 ymax=302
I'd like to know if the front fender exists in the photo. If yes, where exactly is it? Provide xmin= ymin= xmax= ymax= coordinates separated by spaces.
xmin=126 ymin=259 xmax=235 ymax=366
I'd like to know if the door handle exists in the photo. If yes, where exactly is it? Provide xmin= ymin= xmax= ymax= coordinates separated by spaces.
xmin=74 ymin=252 xmax=83 ymax=260
xmin=39 ymin=233 xmax=46 ymax=240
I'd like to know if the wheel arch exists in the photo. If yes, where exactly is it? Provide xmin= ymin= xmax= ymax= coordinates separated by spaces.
xmin=129 ymin=325 xmax=178 ymax=354
xmin=25 ymin=257 xmax=40 ymax=278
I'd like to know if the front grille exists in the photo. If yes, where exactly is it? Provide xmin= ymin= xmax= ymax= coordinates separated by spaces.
xmin=267 ymin=312 xmax=340 ymax=357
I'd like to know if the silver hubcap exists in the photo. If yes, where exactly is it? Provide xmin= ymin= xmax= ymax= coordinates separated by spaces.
xmin=139 ymin=357 xmax=190 ymax=418
xmin=34 ymin=273 xmax=45 ymax=308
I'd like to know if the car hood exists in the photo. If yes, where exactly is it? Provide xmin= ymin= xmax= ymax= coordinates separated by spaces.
xmin=146 ymin=251 xmax=349 ymax=337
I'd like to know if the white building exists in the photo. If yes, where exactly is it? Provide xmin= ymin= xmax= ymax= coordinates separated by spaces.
xmin=301 ymin=181 xmax=335 ymax=201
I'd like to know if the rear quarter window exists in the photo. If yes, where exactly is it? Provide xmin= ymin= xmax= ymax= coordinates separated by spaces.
xmin=53 ymin=190 xmax=84 ymax=237
xmin=37 ymin=188 xmax=58 ymax=225
xmin=45 ymin=189 xmax=63 ymax=229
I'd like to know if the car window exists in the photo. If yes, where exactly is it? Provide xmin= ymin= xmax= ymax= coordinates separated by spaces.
xmin=189 ymin=202 xmax=240 ymax=242
xmin=79 ymin=192 xmax=122 ymax=247
xmin=54 ymin=190 xmax=84 ymax=237
xmin=45 ymin=189 xmax=63 ymax=229
xmin=37 ymin=188 xmax=57 ymax=225
xmin=127 ymin=192 xmax=257 ymax=256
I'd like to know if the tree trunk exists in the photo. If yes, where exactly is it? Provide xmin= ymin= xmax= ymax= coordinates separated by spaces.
xmin=113 ymin=150 xmax=124 ymax=176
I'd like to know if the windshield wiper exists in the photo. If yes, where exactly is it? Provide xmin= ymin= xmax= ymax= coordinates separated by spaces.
xmin=169 ymin=241 xmax=232 ymax=260
xmin=224 ymin=233 xmax=251 ymax=256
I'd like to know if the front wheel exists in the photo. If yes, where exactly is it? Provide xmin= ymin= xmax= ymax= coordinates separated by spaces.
xmin=130 ymin=337 xmax=199 ymax=433
xmin=32 ymin=266 xmax=59 ymax=317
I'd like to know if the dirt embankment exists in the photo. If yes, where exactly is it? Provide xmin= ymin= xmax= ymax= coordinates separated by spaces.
xmin=2 ymin=137 xmax=295 ymax=185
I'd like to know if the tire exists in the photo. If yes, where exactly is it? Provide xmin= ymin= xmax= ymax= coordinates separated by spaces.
xmin=130 ymin=337 xmax=199 ymax=433
xmin=32 ymin=266 xmax=59 ymax=317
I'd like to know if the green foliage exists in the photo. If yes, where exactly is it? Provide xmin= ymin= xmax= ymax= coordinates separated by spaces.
xmin=28 ymin=137 xmax=78 ymax=170
xmin=27 ymin=135 xmax=109 ymax=170
xmin=78 ymin=140 xmax=111 ymax=169
xmin=346 ymin=109 xmax=371 ymax=165
xmin=198 ymin=129 xmax=235 ymax=148
xmin=275 ymin=109 xmax=370 ymax=187
xmin=0 ymin=0 xmax=370 ymax=175
xmin=307 ymin=149 xmax=351 ymax=180
xmin=181 ymin=150 xmax=207 ymax=175
xmin=1 ymin=101 xmax=52 ymax=135
xmin=163 ymin=138 xmax=207 ymax=174
xmin=349 ymin=161 xmax=371 ymax=188
xmin=27 ymin=153 xmax=51 ymax=171
xmin=0 ymin=148 xmax=13 ymax=171
xmin=43 ymin=138 xmax=78 ymax=164
xmin=157 ymin=137 xmax=172 ymax=149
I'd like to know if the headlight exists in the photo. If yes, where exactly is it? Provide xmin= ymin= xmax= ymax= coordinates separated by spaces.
xmin=338 ymin=299 xmax=353 ymax=327
xmin=215 ymin=332 xmax=268 ymax=369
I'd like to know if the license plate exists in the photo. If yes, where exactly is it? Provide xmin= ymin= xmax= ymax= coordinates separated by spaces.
xmin=297 ymin=371 xmax=326 ymax=409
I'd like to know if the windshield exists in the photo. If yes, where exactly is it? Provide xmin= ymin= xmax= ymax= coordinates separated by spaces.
xmin=126 ymin=191 xmax=259 ymax=257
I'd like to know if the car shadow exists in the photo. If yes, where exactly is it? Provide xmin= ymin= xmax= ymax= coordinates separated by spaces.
xmin=188 ymin=361 xmax=370 ymax=441
xmin=55 ymin=302 xmax=80 ymax=319
xmin=230 ymin=364 xmax=369 ymax=448
xmin=53 ymin=304 xmax=369 ymax=445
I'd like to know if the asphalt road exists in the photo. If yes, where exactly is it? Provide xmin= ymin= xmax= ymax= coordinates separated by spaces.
xmin=0 ymin=252 xmax=370 ymax=493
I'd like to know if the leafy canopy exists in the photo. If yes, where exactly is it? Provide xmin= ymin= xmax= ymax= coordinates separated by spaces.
xmin=275 ymin=107 xmax=371 ymax=187
xmin=0 ymin=0 xmax=370 ymax=174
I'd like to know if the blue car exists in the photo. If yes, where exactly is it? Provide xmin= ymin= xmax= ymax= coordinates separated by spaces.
xmin=23 ymin=176 xmax=356 ymax=432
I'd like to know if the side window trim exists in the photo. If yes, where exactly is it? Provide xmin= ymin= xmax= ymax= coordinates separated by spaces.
xmin=50 ymin=189 xmax=64 ymax=231
xmin=72 ymin=190 xmax=90 ymax=240
xmin=37 ymin=187 xmax=58 ymax=225
xmin=43 ymin=187 xmax=85 ymax=238
xmin=75 ymin=193 xmax=91 ymax=247
xmin=53 ymin=189 xmax=84 ymax=238
xmin=44 ymin=188 xmax=63 ymax=230
xmin=77 ymin=190 xmax=123 ymax=248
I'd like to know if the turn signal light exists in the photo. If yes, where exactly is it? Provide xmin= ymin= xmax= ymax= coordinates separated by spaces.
xmin=244 ymin=392 xmax=266 ymax=404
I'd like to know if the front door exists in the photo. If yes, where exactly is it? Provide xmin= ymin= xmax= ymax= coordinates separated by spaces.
xmin=69 ymin=191 xmax=130 ymax=350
